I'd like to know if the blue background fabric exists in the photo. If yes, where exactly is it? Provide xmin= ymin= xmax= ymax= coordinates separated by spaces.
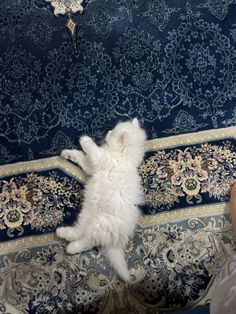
xmin=169 ymin=305 xmax=210 ymax=314
xmin=0 ymin=0 xmax=236 ymax=313
xmin=0 ymin=0 xmax=236 ymax=164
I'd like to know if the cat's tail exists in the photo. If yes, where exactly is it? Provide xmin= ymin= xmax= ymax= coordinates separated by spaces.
xmin=105 ymin=247 xmax=130 ymax=282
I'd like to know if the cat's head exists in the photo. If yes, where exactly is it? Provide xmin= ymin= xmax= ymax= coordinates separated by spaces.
xmin=105 ymin=118 xmax=146 ymax=151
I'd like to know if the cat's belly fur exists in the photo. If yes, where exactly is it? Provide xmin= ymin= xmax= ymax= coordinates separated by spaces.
xmin=84 ymin=171 xmax=143 ymax=211
xmin=80 ymin=170 xmax=142 ymax=245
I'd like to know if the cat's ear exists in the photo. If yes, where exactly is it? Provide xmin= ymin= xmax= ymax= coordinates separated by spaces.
xmin=118 ymin=131 xmax=129 ymax=146
xmin=132 ymin=118 xmax=139 ymax=127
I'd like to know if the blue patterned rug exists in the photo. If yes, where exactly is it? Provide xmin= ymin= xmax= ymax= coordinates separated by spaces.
xmin=0 ymin=0 xmax=236 ymax=313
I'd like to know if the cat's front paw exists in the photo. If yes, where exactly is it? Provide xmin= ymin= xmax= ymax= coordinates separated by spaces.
xmin=56 ymin=227 xmax=67 ymax=239
xmin=80 ymin=136 xmax=92 ymax=146
xmin=61 ymin=149 xmax=71 ymax=160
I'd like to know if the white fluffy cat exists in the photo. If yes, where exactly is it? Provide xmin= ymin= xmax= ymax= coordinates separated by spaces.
xmin=56 ymin=118 xmax=146 ymax=281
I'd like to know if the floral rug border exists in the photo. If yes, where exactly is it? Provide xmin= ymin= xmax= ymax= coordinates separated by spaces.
xmin=145 ymin=126 xmax=236 ymax=151
xmin=0 ymin=202 xmax=228 ymax=252
xmin=1 ymin=126 xmax=235 ymax=181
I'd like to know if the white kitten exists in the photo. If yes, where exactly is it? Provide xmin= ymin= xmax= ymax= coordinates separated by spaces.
xmin=56 ymin=118 xmax=146 ymax=281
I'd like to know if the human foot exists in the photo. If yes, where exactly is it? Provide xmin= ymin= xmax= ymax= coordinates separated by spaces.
xmin=229 ymin=182 xmax=236 ymax=236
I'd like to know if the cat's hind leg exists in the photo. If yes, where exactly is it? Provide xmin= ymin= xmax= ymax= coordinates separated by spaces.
xmin=56 ymin=226 xmax=83 ymax=242
xmin=66 ymin=237 xmax=93 ymax=255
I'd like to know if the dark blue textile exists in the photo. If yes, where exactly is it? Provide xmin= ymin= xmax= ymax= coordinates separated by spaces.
xmin=169 ymin=305 xmax=210 ymax=314
xmin=0 ymin=0 xmax=235 ymax=164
